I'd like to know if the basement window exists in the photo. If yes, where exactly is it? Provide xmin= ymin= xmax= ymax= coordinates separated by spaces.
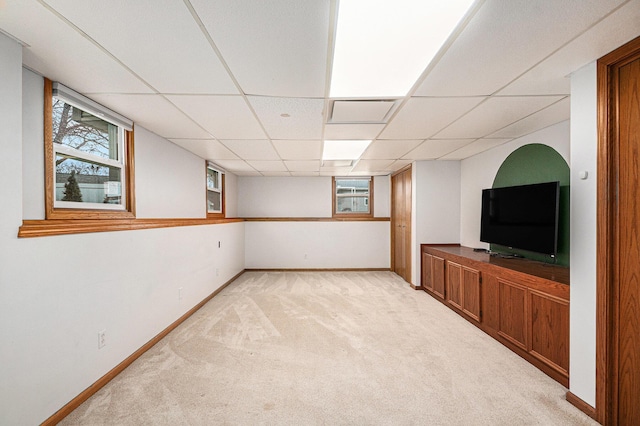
xmin=206 ymin=163 xmax=225 ymax=218
xmin=45 ymin=79 xmax=135 ymax=219
xmin=332 ymin=177 xmax=373 ymax=218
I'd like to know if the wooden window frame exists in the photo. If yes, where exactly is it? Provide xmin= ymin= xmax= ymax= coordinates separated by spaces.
xmin=206 ymin=163 xmax=225 ymax=219
xmin=44 ymin=78 xmax=136 ymax=220
xmin=332 ymin=176 xmax=374 ymax=219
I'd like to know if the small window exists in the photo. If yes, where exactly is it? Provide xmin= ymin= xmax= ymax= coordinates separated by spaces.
xmin=207 ymin=163 xmax=225 ymax=218
xmin=332 ymin=177 xmax=373 ymax=218
xmin=45 ymin=79 xmax=135 ymax=219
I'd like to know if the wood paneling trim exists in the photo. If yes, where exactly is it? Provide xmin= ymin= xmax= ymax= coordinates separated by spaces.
xmin=18 ymin=218 xmax=244 ymax=238
xmin=245 ymin=268 xmax=391 ymax=272
xmin=41 ymin=270 xmax=245 ymax=426
xmin=565 ymin=391 xmax=598 ymax=421
xmin=242 ymin=217 xmax=390 ymax=222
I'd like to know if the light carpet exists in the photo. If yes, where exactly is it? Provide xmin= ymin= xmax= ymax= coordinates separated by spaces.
xmin=61 ymin=271 xmax=596 ymax=425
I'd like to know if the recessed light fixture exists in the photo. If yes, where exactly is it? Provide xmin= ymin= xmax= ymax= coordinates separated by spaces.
xmin=330 ymin=0 xmax=475 ymax=97
xmin=323 ymin=140 xmax=372 ymax=161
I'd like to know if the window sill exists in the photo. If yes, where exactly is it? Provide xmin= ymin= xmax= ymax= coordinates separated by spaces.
xmin=18 ymin=218 xmax=244 ymax=238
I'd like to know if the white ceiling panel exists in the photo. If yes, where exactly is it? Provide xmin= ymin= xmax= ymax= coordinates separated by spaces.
xmin=380 ymin=97 xmax=484 ymax=139
xmin=213 ymin=159 xmax=257 ymax=174
xmin=219 ymin=140 xmax=280 ymax=160
xmin=352 ymin=160 xmax=395 ymax=173
xmin=440 ymin=138 xmax=511 ymax=160
xmin=0 ymin=1 xmax=151 ymax=94
xmin=261 ymin=171 xmax=291 ymax=177
xmin=284 ymin=161 xmax=321 ymax=171
xmin=488 ymin=98 xmax=570 ymax=139
xmin=387 ymin=160 xmax=414 ymax=171
xmin=435 ymin=96 xmax=564 ymax=139
xmin=248 ymin=96 xmax=324 ymax=139
xmin=324 ymin=124 xmax=386 ymax=140
xmin=415 ymin=0 xmax=627 ymax=96
xmin=169 ymin=139 xmax=240 ymax=161
xmin=499 ymin=0 xmax=640 ymax=96
xmin=89 ymin=94 xmax=210 ymax=139
xmin=330 ymin=100 xmax=395 ymax=123
xmin=190 ymin=0 xmax=330 ymax=97
xmin=403 ymin=139 xmax=476 ymax=160
xmin=361 ymin=140 xmax=423 ymax=160
xmin=43 ymin=0 xmax=238 ymax=94
xmin=166 ymin=95 xmax=265 ymax=140
xmin=247 ymin=160 xmax=288 ymax=172
xmin=272 ymin=140 xmax=322 ymax=160
xmin=291 ymin=171 xmax=320 ymax=177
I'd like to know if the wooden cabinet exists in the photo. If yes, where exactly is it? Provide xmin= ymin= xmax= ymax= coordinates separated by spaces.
xmin=420 ymin=244 xmax=570 ymax=386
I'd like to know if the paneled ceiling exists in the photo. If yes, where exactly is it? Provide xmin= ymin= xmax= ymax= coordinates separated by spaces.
xmin=1 ymin=0 xmax=639 ymax=176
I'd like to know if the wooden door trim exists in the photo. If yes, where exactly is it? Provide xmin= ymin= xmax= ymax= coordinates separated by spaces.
xmin=596 ymin=35 xmax=640 ymax=426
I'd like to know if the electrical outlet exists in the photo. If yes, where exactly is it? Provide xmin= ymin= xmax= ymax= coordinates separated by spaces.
xmin=98 ymin=330 xmax=106 ymax=349
xmin=304 ymin=253 xmax=308 ymax=260
xmin=178 ymin=287 xmax=183 ymax=300
xmin=215 ymin=268 xmax=219 ymax=277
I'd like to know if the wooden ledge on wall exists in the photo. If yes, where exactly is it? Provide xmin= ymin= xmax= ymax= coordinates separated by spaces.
xmin=242 ymin=217 xmax=390 ymax=222
xmin=18 ymin=218 xmax=244 ymax=238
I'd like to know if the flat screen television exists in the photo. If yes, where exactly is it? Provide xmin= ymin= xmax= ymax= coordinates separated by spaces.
xmin=480 ymin=181 xmax=560 ymax=256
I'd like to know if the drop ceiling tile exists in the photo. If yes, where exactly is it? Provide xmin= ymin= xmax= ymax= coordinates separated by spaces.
xmin=414 ymin=0 xmax=629 ymax=96
xmin=272 ymin=140 xmax=322 ymax=160
xmin=261 ymin=171 xmax=291 ymax=177
xmin=499 ymin=0 xmax=640 ymax=96
xmin=352 ymin=160 xmax=395 ymax=173
xmin=89 ymin=94 xmax=210 ymax=139
xmin=380 ymin=97 xmax=485 ymax=139
xmin=488 ymin=98 xmax=570 ymax=139
xmin=435 ymin=96 xmax=564 ymax=139
xmin=43 ymin=0 xmax=238 ymax=94
xmin=403 ymin=139 xmax=475 ymax=160
xmin=167 ymin=95 xmax=265 ymax=139
xmin=169 ymin=139 xmax=240 ymax=161
xmin=190 ymin=0 xmax=330 ymax=97
xmin=247 ymin=160 xmax=288 ymax=172
xmin=213 ymin=159 xmax=257 ymax=173
xmin=284 ymin=161 xmax=321 ymax=172
xmin=0 ymin=1 xmax=151 ymax=94
xmin=248 ymin=97 xmax=324 ymax=139
xmin=386 ymin=160 xmax=414 ymax=172
xmin=440 ymin=138 xmax=511 ymax=160
xmin=219 ymin=140 xmax=279 ymax=160
xmin=361 ymin=140 xmax=423 ymax=160
xmin=291 ymin=171 xmax=320 ymax=177
xmin=323 ymin=124 xmax=386 ymax=140
xmin=330 ymin=100 xmax=395 ymax=123
xmin=319 ymin=166 xmax=353 ymax=176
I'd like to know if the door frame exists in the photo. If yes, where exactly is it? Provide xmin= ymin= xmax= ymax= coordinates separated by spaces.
xmin=596 ymin=35 xmax=640 ymax=425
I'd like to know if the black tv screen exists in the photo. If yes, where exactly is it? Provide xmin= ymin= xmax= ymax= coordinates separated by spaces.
xmin=480 ymin=181 xmax=560 ymax=256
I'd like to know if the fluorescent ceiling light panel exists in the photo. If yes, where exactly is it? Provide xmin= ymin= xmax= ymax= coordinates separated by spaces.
xmin=330 ymin=0 xmax=475 ymax=97
xmin=323 ymin=139 xmax=372 ymax=160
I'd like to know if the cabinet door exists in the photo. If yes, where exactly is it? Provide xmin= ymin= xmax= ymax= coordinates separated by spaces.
xmin=432 ymin=255 xmax=446 ymax=300
xmin=422 ymin=252 xmax=433 ymax=291
xmin=497 ymin=278 xmax=527 ymax=351
xmin=462 ymin=266 xmax=481 ymax=322
xmin=447 ymin=262 xmax=463 ymax=310
xmin=529 ymin=290 xmax=569 ymax=376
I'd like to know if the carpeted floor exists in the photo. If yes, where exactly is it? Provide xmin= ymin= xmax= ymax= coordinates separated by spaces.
xmin=61 ymin=271 xmax=596 ymax=425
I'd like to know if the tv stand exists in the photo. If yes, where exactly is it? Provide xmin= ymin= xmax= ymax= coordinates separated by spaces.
xmin=421 ymin=244 xmax=569 ymax=386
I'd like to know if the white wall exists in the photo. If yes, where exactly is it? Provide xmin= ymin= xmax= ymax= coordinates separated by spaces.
xmin=568 ymin=62 xmax=597 ymax=407
xmin=245 ymin=221 xmax=390 ymax=269
xmin=240 ymin=175 xmax=391 ymax=269
xmin=0 ymin=36 xmax=246 ymax=425
xmin=411 ymin=161 xmax=462 ymax=285
xmin=460 ymin=121 xmax=571 ymax=249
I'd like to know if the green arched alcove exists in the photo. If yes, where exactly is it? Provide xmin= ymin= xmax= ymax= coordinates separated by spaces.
xmin=491 ymin=143 xmax=570 ymax=266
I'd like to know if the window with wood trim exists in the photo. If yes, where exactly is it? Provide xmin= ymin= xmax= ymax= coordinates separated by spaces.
xmin=44 ymin=78 xmax=135 ymax=219
xmin=206 ymin=163 xmax=225 ymax=218
xmin=332 ymin=177 xmax=373 ymax=218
